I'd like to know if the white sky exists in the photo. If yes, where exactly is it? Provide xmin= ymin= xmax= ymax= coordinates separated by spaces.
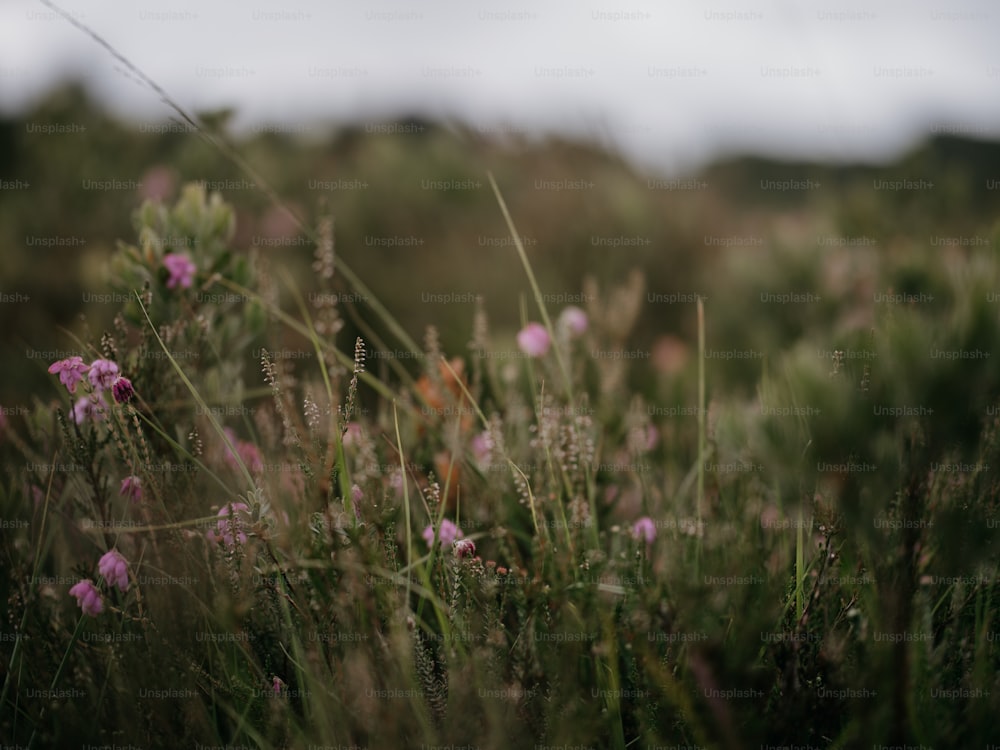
xmin=1 ymin=0 xmax=998 ymax=174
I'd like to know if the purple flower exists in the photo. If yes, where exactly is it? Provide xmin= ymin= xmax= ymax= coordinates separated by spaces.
xmin=164 ymin=253 xmax=196 ymax=289
xmin=272 ymin=676 xmax=285 ymax=696
xmin=98 ymin=549 xmax=130 ymax=592
xmin=69 ymin=579 xmax=103 ymax=616
xmin=48 ymin=356 xmax=89 ymax=394
xmin=70 ymin=395 xmax=105 ymax=424
xmin=454 ymin=538 xmax=476 ymax=559
xmin=112 ymin=376 xmax=135 ymax=404
xmin=422 ymin=519 xmax=463 ymax=548
xmin=632 ymin=516 xmax=656 ymax=545
xmin=558 ymin=306 xmax=589 ymax=338
xmin=87 ymin=359 xmax=120 ymax=392
xmin=208 ymin=502 xmax=251 ymax=547
xmin=517 ymin=322 xmax=551 ymax=358
xmin=120 ymin=475 xmax=143 ymax=503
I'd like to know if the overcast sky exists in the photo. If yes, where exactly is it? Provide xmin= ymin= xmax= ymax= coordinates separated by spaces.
xmin=2 ymin=0 xmax=998 ymax=174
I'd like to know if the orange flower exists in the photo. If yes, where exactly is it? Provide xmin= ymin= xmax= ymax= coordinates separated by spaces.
xmin=414 ymin=357 xmax=476 ymax=434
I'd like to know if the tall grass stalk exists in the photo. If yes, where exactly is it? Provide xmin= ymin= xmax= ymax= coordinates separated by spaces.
xmin=487 ymin=171 xmax=574 ymax=402
xmin=696 ymin=296 xmax=706 ymax=568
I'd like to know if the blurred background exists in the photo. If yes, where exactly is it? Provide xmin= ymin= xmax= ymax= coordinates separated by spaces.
xmin=2 ymin=0 xmax=999 ymax=405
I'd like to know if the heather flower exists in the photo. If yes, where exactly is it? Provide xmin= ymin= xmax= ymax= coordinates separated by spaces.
xmin=454 ymin=538 xmax=476 ymax=559
xmin=164 ymin=252 xmax=196 ymax=289
xmin=517 ymin=322 xmax=551 ymax=358
xmin=98 ymin=549 xmax=130 ymax=592
xmin=342 ymin=421 xmax=363 ymax=447
xmin=87 ymin=359 xmax=120 ymax=392
xmin=69 ymin=579 xmax=103 ymax=616
xmin=223 ymin=428 xmax=264 ymax=474
xmin=48 ymin=356 xmax=89 ymax=394
xmin=422 ymin=518 xmax=463 ymax=548
xmin=632 ymin=516 xmax=656 ymax=544
xmin=471 ymin=430 xmax=493 ymax=468
xmin=70 ymin=395 xmax=105 ymax=424
xmin=120 ymin=475 xmax=142 ymax=502
xmin=558 ymin=306 xmax=589 ymax=338
xmin=111 ymin=376 xmax=135 ymax=404
xmin=208 ymin=502 xmax=251 ymax=546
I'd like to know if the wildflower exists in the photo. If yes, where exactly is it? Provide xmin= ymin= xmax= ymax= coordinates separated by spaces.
xmin=632 ymin=516 xmax=656 ymax=545
xmin=422 ymin=518 xmax=463 ymax=548
xmin=120 ymin=475 xmax=143 ymax=502
xmin=98 ymin=549 xmax=130 ymax=592
xmin=69 ymin=579 xmax=103 ymax=617
xmin=111 ymin=376 xmax=135 ymax=404
xmin=70 ymin=395 xmax=105 ymax=424
xmin=164 ymin=253 xmax=196 ymax=289
xmin=223 ymin=428 xmax=263 ymax=474
xmin=342 ymin=421 xmax=363 ymax=447
xmin=558 ymin=306 xmax=588 ymax=338
xmin=87 ymin=359 xmax=120 ymax=392
xmin=48 ymin=356 xmax=89 ymax=394
xmin=454 ymin=538 xmax=476 ymax=559
xmin=471 ymin=430 xmax=493 ymax=468
xmin=272 ymin=676 xmax=285 ymax=696
xmin=516 ymin=322 xmax=551 ymax=358
xmin=208 ymin=502 xmax=251 ymax=546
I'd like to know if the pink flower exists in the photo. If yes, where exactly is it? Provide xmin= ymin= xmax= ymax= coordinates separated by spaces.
xmin=272 ymin=676 xmax=285 ymax=696
xmin=558 ymin=306 xmax=588 ymax=338
xmin=70 ymin=395 xmax=105 ymax=424
xmin=342 ymin=422 xmax=363 ymax=447
xmin=223 ymin=428 xmax=263 ymax=474
xmin=471 ymin=431 xmax=493 ymax=468
xmin=517 ymin=322 xmax=551 ymax=358
xmin=48 ymin=357 xmax=89 ymax=394
xmin=454 ymin=538 xmax=476 ymax=559
xmin=350 ymin=483 xmax=363 ymax=522
xmin=164 ymin=253 xmax=196 ymax=289
xmin=422 ymin=519 xmax=463 ymax=548
xmin=120 ymin=475 xmax=142 ymax=503
xmin=208 ymin=502 xmax=251 ymax=546
xmin=87 ymin=359 xmax=120 ymax=392
xmin=112 ymin=376 xmax=135 ymax=404
xmin=69 ymin=579 xmax=103 ymax=616
xmin=98 ymin=549 xmax=130 ymax=592
xmin=632 ymin=516 xmax=656 ymax=545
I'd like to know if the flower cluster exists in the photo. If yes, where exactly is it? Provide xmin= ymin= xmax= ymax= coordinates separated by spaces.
xmin=48 ymin=357 xmax=136 ymax=417
xmin=99 ymin=550 xmax=130 ymax=592
xmin=69 ymin=579 xmax=103 ymax=617
xmin=163 ymin=252 xmax=196 ymax=289
xmin=120 ymin=475 xmax=143 ymax=503
xmin=223 ymin=428 xmax=264 ymax=474
xmin=68 ymin=548 xmax=132 ymax=617
xmin=207 ymin=502 xmax=252 ymax=547
xmin=423 ymin=518 xmax=463 ymax=548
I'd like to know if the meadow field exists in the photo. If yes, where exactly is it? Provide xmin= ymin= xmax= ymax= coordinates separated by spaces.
xmin=2 ymin=84 xmax=1000 ymax=748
